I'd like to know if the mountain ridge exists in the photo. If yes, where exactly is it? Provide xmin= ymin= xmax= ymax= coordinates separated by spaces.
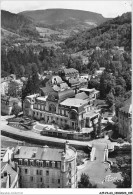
xmin=19 ymin=8 xmax=110 ymax=30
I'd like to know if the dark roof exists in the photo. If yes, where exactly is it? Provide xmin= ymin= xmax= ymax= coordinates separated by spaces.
xmin=40 ymin=86 xmax=54 ymax=95
xmin=14 ymin=145 xmax=75 ymax=161
xmin=64 ymin=68 xmax=79 ymax=75
xmin=58 ymin=89 xmax=75 ymax=101
xmin=75 ymin=92 xmax=89 ymax=100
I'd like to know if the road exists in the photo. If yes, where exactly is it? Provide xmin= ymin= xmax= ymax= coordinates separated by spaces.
xmin=1 ymin=118 xmax=117 ymax=150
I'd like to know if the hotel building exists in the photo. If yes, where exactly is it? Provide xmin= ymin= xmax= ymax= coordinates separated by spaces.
xmin=13 ymin=141 xmax=77 ymax=188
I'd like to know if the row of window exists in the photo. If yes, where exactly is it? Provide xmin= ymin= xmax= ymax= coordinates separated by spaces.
xmin=18 ymin=159 xmax=61 ymax=168
xmin=24 ymin=169 xmax=50 ymax=176
xmin=33 ymin=112 xmax=68 ymax=123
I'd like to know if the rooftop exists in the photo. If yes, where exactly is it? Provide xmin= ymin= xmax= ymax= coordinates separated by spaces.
xmin=36 ymin=96 xmax=48 ymax=102
xmin=63 ymin=68 xmax=79 ymax=75
xmin=85 ymin=110 xmax=99 ymax=118
xmin=79 ymin=88 xmax=95 ymax=92
xmin=1 ymin=163 xmax=18 ymax=188
xmin=60 ymin=98 xmax=88 ymax=107
xmin=14 ymin=145 xmax=76 ymax=161
xmin=75 ymin=92 xmax=89 ymax=100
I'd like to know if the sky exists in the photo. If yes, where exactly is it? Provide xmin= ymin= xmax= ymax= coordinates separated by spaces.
xmin=1 ymin=0 xmax=132 ymax=18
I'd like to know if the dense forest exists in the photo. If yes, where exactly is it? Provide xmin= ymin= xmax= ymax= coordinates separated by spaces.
xmin=1 ymin=10 xmax=39 ymax=37
xmin=65 ymin=12 xmax=131 ymax=52
xmin=1 ymin=46 xmax=78 ymax=78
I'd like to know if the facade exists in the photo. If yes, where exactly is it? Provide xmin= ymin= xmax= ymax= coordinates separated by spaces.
xmin=118 ymin=97 xmax=132 ymax=140
xmin=13 ymin=141 xmax=77 ymax=188
xmin=23 ymin=70 xmax=100 ymax=138
xmin=58 ymin=68 xmax=79 ymax=81
xmin=23 ymin=91 xmax=100 ymax=131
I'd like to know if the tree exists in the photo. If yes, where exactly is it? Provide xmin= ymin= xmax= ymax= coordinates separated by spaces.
xmin=112 ymin=155 xmax=132 ymax=188
xmin=88 ymin=78 xmax=100 ymax=90
xmin=12 ymin=103 xmax=22 ymax=117
xmin=92 ymin=120 xmax=97 ymax=138
xmin=106 ymin=92 xmax=115 ymax=107
xmin=8 ymin=81 xmax=20 ymax=97
xmin=97 ymin=115 xmax=102 ymax=136
xmin=78 ymin=173 xmax=97 ymax=188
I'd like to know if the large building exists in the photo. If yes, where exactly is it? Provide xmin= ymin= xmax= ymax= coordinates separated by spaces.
xmin=23 ymin=70 xmax=100 ymax=139
xmin=13 ymin=141 xmax=77 ymax=188
xmin=23 ymin=88 xmax=100 ymax=131
xmin=118 ymin=97 xmax=132 ymax=141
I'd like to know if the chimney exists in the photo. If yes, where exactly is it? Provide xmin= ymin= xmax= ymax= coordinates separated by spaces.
xmin=32 ymin=152 xmax=37 ymax=158
xmin=64 ymin=140 xmax=69 ymax=153
xmin=17 ymin=147 xmax=21 ymax=154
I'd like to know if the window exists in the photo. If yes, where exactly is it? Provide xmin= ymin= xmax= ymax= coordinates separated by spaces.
xmin=46 ymin=161 xmax=49 ymax=167
xmin=46 ymin=170 xmax=49 ymax=176
xmin=57 ymin=162 xmax=60 ymax=168
xmin=30 ymin=160 xmax=34 ymax=166
xmin=36 ymin=170 xmax=38 ymax=175
xmin=4 ymin=172 xmax=7 ymax=177
xmin=19 ymin=159 xmax=22 ymax=165
xmin=52 ymin=161 xmax=55 ymax=168
xmin=40 ymin=161 xmax=43 ymax=167
xmin=25 ymin=159 xmax=28 ymax=166
xmin=58 ymin=179 xmax=60 ymax=184
xmin=40 ymin=170 xmax=43 ymax=175
xmin=25 ymin=169 xmax=28 ymax=174
xmin=40 ymin=177 xmax=42 ymax=182
xmin=69 ymin=179 xmax=71 ymax=183
xmin=30 ymin=176 xmax=33 ymax=181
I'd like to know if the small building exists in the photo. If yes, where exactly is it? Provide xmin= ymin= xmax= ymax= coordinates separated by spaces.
xmin=13 ymin=141 xmax=77 ymax=188
xmin=58 ymin=68 xmax=79 ymax=81
xmin=1 ymin=95 xmax=21 ymax=115
xmin=1 ymin=74 xmax=16 ymax=95
xmin=118 ymin=97 xmax=132 ymax=141
xmin=1 ymin=147 xmax=19 ymax=188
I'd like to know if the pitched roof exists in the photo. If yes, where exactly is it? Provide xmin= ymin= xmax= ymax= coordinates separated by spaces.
xmin=63 ymin=68 xmax=79 ymax=75
xmin=14 ymin=145 xmax=75 ymax=161
xmin=60 ymin=98 xmax=88 ymax=107
xmin=75 ymin=92 xmax=89 ymax=100
xmin=1 ymin=163 xmax=18 ymax=188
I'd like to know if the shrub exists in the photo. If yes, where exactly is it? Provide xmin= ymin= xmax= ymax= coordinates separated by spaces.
xmin=117 ymin=138 xmax=124 ymax=144
xmin=63 ymin=124 xmax=70 ymax=130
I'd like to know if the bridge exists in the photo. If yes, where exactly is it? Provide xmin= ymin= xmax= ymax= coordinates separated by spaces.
xmin=89 ymin=142 xmax=114 ymax=163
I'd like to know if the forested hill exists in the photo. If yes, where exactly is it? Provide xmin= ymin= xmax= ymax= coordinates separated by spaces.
xmin=19 ymin=8 xmax=109 ymax=30
xmin=1 ymin=10 xmax=39 ymax=37
xmin=65 ymin=12 xmax=131 ymax=51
